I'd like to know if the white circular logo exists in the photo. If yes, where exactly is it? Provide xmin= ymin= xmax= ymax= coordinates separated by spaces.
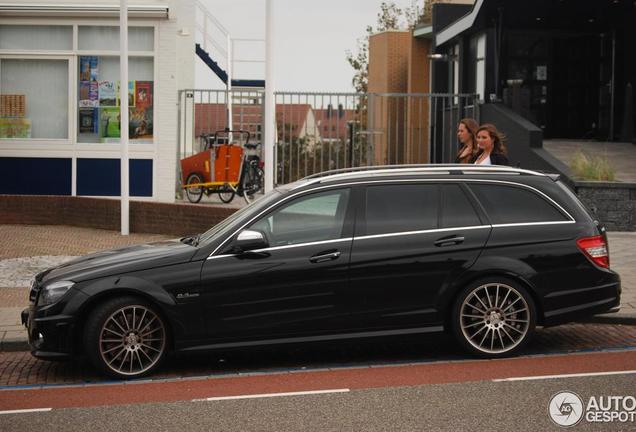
xmin=549 ymin=391 xmax=584 ymax=427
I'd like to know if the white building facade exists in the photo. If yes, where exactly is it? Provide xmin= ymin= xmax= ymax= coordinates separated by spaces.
xmin=0 ymin=1 xmax=195 ymax=201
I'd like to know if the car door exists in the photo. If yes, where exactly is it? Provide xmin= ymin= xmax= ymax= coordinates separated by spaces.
xmin=199 ymin=187 xmax=354 ymax=343
xmin=348 ymin=181 xmax=491 ymax=330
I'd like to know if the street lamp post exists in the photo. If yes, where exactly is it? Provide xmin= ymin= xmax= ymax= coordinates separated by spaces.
xmin=120 ymin=0 xmax=129 ymax=235
xmin=264 ymin=0 xmax=275 ymax=192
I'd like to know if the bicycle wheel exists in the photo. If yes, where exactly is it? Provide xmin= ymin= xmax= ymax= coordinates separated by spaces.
xmin=217 ymin=184 xmax=235 ymax=203
xmin=185 ymin=173 xmax=204 ymax=203
xmin=242 ymin=165 xmax=264 ymax=205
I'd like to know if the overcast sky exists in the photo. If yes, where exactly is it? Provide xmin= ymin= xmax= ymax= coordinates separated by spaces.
xmin=196 ymin=0 xmax=421 ymax=92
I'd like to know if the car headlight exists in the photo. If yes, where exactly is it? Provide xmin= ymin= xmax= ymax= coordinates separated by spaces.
xmin=39 ymin=280 xmax=75 ymax=306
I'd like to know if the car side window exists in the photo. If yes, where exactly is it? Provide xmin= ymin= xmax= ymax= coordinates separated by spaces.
xmin=248 ymin=188 xmax=350 ymax=246
xmin=468 ymin=183 xmax=569 ymax=224
xmin=365 ymin=184 xmax=438 ymax=235
xmin=441 ymin=184 xmax=482 ymax=228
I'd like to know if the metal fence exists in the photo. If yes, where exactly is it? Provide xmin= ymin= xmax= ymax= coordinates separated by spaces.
xmin=178 ymin=89 xmax=479 ymax=186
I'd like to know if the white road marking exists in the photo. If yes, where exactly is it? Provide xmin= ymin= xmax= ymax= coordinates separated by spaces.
xmin=493 ymin=370 xmax=636 ymax=382
xmin=0 ymin=408 xmax=52 ymax=415
xmin=192 ymin=388 xmax=350 ymax=402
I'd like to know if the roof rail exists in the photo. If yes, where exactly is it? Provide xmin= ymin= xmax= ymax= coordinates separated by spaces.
xmin=297 ymin=164 xmax=545 ymax=186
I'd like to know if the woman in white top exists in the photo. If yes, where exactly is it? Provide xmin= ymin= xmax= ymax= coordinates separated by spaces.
xmin=474 ymin=123 xmax=509 ymax=166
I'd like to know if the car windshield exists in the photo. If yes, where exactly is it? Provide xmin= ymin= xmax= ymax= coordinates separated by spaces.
xmin=198 ymin=188 xmax=284 ymax=245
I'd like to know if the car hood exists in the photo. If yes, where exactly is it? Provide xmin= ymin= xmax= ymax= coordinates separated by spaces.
xmin=39 ymin=239 xmax=198 ymax=284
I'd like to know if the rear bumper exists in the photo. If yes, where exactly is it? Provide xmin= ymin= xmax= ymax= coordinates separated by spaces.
xmin=542 ymin=277 xmax=621 ymax=326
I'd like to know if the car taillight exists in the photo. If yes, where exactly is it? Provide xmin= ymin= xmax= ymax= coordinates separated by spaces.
xmin=576 ymin=235 xmax=610 ymax=269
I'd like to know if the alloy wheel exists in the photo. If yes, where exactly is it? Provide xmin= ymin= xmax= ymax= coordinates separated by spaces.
xmin=98 ymin=305 xmax=166 ymax=376
xmin=459 ymin=282 xmax=531 ymax=354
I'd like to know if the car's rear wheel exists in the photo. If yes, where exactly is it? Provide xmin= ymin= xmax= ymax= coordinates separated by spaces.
xmin=452 ymin=278 xmax=535 ymax=357
xmin=84 ymin=296 xmax=167 ymax=379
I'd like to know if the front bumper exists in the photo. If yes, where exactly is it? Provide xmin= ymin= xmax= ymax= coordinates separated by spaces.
xmin=22 ymin=305 xmax=75 ymax=360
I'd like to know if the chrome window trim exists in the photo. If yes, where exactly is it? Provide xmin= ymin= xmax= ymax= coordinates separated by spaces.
xmin=209 ymin=178 xmax=575 ymax=258
xmin=354 ymin=225 xmax=491 ymax=242
xmin=207 ymin=237 xmax=353 ymax=260
xmin=491 ymin=221 xmax=576 ymax=228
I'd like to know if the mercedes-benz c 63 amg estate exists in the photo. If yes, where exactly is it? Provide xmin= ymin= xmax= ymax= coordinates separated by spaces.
xmin=22 ymin=165 xmax=621 ymax=378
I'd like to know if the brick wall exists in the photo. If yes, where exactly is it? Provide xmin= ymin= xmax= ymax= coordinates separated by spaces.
xmin=575 ymin=182 xmax=636 ymax=231
xmin=407 ymin=37 xmax=432 ymax=164
xmin=368 ymin=31 xmax=412 ymax=165
xmin=368 ymin=31 xmax=432 ymax=164
xmin=0 ymin=196 xmax=236 ymax=236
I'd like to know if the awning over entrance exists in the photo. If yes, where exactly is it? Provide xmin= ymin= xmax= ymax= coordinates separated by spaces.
xmin=0 ymin=3 xmax=169 ymax=19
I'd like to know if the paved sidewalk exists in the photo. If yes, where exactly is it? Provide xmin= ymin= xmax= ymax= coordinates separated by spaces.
xmin=0 ymin=225 xmax=634 ymax=352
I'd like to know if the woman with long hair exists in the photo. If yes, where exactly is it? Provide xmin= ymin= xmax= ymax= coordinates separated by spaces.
xmin=455 ymin=118 xmax=479 ymax=163
xmin=474 ymin=123 xmax=509 ymax=166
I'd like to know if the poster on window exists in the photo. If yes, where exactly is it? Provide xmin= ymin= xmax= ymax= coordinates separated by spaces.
xmin=0 ymin=118 xmax=31 ymax=138
xmin=79 ymin=82 xmax=99 ymax=108
xmin=130 ymin=106 xmax=153 ymax=139
xmin=99 ymin=81 xmax=117 ymax=107
xmin=116 ymin=81 xmax=136 ymax=107
xmin=135 ymin=81 xmax=153 ymax=109
xmin=79 ymin=108 xmax=97 ymax=133
xmin=79 ymin=56 xmax=99 ymax=81
xmin=100 ymin=107 xmax=120 ymax=139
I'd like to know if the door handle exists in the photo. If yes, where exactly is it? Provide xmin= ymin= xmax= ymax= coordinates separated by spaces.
xmin=434 ymin=236 xmax=465 ymax=247
xmin=309 ymin=250 xmax=341 ymax=263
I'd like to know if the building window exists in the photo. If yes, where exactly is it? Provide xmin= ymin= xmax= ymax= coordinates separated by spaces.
xmin=1 ymin=58 xmax=69 ymax=139
xmin=77 ymin=56 xmax=154 ymax=143
xmin=0 ymin=25 xmax=154 ymax=143
xmin=0 ymin=25 xmax=72 ymax=50
xmin=78 ymin=26 xmax=154 ymax=51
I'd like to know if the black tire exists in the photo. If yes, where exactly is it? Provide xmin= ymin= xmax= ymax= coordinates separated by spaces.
xmin=451 ymin=277 xmax=536 ymax=358
xmin=242 ymin=166 xmax=264 ymax=205
xmin=185 ymin=173 xmax=204 ymax=204
xmin=83 ymin=296 xmax=168 ymax=379
xmin=217 ymin=184 xmax=235 ymax=203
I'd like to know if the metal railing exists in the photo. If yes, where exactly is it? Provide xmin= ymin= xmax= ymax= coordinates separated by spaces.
xmin=177 ymin=89 xmax=479 ymax=187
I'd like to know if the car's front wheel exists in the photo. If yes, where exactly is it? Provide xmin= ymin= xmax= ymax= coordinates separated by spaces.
xmin=84 ymin=296 xmax=168 ymax=379
xmin=452 ymin=278 xmax=536 ymax=358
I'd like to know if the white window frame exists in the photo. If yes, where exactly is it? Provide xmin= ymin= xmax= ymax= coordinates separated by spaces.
xmin=0 ymin=53 xmax=74 ymax=149
xmin=450 ymin=43 xmax=459 ymax=105
xmin=0 ymin=19 xmax=159 ymax=199
xmin=475 ymin=33 xmax=486 ymax=102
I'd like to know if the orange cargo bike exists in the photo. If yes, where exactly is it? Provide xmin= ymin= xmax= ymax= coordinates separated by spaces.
xmin=180 ymin=129 xmax=264 ymax=204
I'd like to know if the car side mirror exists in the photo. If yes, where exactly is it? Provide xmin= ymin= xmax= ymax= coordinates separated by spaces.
xmin=233 ymin=229 xmax=269 ymax=253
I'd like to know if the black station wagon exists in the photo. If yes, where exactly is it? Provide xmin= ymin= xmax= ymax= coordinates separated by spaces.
xmin=22 ymin=165 xmax=621 ymax=378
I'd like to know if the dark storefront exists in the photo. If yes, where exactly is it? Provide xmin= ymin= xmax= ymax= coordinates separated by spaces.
xmin=429 ymin=0 xmax=635 ymax=153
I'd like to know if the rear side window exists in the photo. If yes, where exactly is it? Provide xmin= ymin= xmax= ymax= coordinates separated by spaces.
xmin=365 ymin=184 xmax=438 ymax=235
xmin=468 ymin=183 xmax=569 ymax=224
xmin=441 ymin=184 xmax=482 ymax=228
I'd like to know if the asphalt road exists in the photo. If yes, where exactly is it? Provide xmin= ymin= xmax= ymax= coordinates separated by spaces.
xmin=1 ymin=371 xmax=634 ymax=431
